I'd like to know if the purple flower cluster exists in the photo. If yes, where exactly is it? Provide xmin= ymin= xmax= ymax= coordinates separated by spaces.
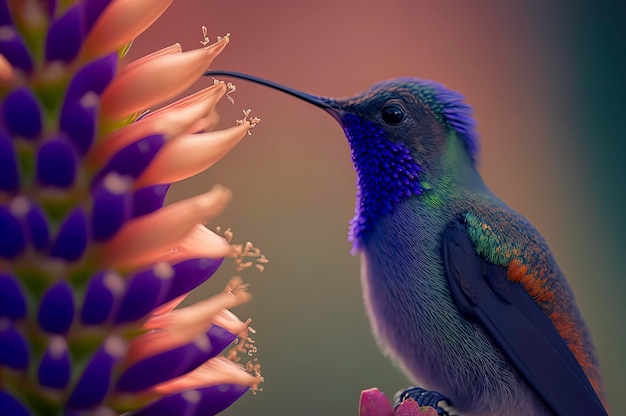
xmin=0 ymin=1 xmax=261 ymax=414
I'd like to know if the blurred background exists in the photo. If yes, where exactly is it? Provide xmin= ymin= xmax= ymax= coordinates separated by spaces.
xmin=126 ymin=0 xmax=625 ymax=414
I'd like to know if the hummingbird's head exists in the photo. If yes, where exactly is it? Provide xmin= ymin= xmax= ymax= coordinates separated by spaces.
xmin=329 ymin=77 xmax=479 ymax=167
xmin=204 ymin=72 xmax=479 ymax=248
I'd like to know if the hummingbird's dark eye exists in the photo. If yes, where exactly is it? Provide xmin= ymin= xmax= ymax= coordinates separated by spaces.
xmin=381 ymin=104 xmax=405 ymax=125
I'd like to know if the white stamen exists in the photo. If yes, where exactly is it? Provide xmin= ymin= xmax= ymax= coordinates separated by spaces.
xmin=200 ymin=25 xmax=210 ymax=47
xmin=103 ymin=272 xmax=125 ymax=295
xmin=80 ymin=91 xmax=99 ymax=109
xmin=226 ymin=82 xmax=236 ymax=104
xmin=216 ymin=33 xmax=230 ymax=42
xmin=137 ymin=139 xmax=150 ymax=153
xmin=194 ymin=334 xmax=212 ymax=352
xmin=235 ymin=109 xmax=260 ymax=135
xmin=104 ymin=335 xmax=127 ymax=358
xmin=0 ymin=26 xmax=15 ymax=41
xmin=103 ymin=172 xmax=133 ymax=194
xmin=48 ymin=336 xmax=67 ymax=359
xmin=153 ymin=262 xmax=174 ymax=279
xmin=90 ymin=407 xmax=118 ymax=416
xmin=183 ymin=389 xmax=201 ymax=404
xmin=9 ymin=196 xmax=30 ymax=216
xmin=224 ymin=228 xmax=233 ymax=243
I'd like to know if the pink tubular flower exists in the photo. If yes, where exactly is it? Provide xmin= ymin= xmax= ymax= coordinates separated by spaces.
xmin=0 ymin=1 xmax=264 ymax=415
xmin=359 ymin=388 xmax=440 ymax=416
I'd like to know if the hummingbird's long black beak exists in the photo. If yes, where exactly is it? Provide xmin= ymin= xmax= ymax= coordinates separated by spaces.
xmin=204 ymin=70 xmax=342 ymax=122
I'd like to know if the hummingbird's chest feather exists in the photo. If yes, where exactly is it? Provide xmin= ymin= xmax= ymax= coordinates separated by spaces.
xmin=358 ymin=202 xmax=470 ymax=381
xmin=357 ymin=199 xmax=555 ymax=415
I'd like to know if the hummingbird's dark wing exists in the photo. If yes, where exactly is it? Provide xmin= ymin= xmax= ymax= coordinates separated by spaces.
xmin=442 ymin=222 xmax=607 ymax=416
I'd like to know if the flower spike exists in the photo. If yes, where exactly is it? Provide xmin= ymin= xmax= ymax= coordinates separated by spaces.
xmin=0 ymin=2 xmax=264 ymax=414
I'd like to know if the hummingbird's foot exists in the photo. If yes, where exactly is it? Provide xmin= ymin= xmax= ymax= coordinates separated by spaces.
xmin=394 ymin=386 xmax=452 ymax=416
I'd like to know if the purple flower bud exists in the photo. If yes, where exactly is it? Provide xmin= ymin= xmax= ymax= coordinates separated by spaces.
xmin=0 ymin=132 xmax=19 ymax=192
xmin=83 ymin=0 xmax=114 ymax=32
xmin=50 ymin=208 xmax=88 ymax=261
xmin=45 ymin=3 xmax=85 ymax=63
xmin=81 ymin=271 xmax=123 ymax=325
xmin=37 ymin=336 xmax=71 ymax=388
xmin=163 ymin=258 xmax=223 ymax=304
xmin=25 ymin=202 xmax=49 ymax=251
xmin=0 ymin=391 xmax=31 ymax=416
xmin=0 ymin=273 xmax=27 ymax=319
xmin=0 ymin=206 xmax=26 ymax=258
xmin=91 ymin=175 xmax=132 ymax=241
xmin=116 ymin=325 xmax=236 ymax=392
xmin=2 ymin=87 xmax=41 ymax=138
xmin=66 ymin=52 xmax=117 ymax=101
xmin=131 ymin=385 xmax=249 ymax=416
xmin=0 ymin=2 xmax=12 ymax=26
xmin=96 ymin=134 xmax=165 ymax=181
xmin=115 ymin=264 xmax=172 ymax=323
xmin=38 ymin=281 xmax=74 ymax=334
xmin=66 ymin=337 xmax=125 ymax=409
xmin=0 ymin=27 xmax=33 ymax=72
xmin=0 ymin=321 xmax=29 ymax=369
xmin=37 ymin=136 xmax=78 ymax=188
xmin=42 ymin=0 xmax=57 ymax=17
xmin=60 ymin=95 xmax=98 ymax=154
xmin=194 ymin=384 xmax=251 ymax=415
xmin=132 ymin=184 xmax=170 ymax=218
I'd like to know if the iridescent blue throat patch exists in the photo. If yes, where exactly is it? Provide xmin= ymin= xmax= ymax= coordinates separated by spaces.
xmin=343 ymin=114 xmax=423 ymax=248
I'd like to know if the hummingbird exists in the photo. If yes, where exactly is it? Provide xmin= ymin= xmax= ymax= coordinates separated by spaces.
xmin=204 ymin=71 xmax=609 ymax=416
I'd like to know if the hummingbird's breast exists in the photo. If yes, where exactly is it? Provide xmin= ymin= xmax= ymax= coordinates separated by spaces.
xmin=358 ymin=198 xmax=466 ymax=383
xmin=358 ymin=197 xmax=546 ymax=415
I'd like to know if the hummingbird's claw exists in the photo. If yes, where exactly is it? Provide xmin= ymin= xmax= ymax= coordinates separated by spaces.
xmin=394 ymin=386 xmax=453 ymax=416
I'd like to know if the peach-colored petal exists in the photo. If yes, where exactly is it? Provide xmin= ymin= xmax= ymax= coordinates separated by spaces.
xmin=90 ymin=83 xmax=226 ymax=166
xmin=119 ymin=224 xmax=238 ymax=266
xmin=135 ymin=122 xmax=251 ymax=188
xmin=149 ymin=294 xmax=188 ymax=317
xmin=82 ymin=0 xmax=173 ymax=60
xmin=144 ymin=276 xmax=250 ymax=334
xmin=145 ymin=82 xmax=226 ymax=117
xmin=0 ymin=54 xmax=14 ymax=84
xmin=211 ymin=309 xmax=249 ymax=337
xmin=153 ymin=357 xmax=259 ymax=394
xmin=173 ymin=225 xmax=236 ymax=260
xmin=122 ymin=43 xmax=181 ymax=72
xmin=128 ymin=279 xmax=250 ymax=361
xmin=189 ymin=109 xmax=221 ymax=133
xmin=136 ymin=225 xmax=235 ymax=267
xmin=101 ymin=41 xmax=229 ymax=119
xmin=102 ymin=185 xmax=231 ymax=268
xmin=125 ymin=329 xmax=199 ymax=364
xmin=154 ymin=226 xmax=235 ymax=264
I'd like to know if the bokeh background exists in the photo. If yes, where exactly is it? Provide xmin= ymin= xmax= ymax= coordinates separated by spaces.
xmin=127 ymin=0 xmax=625 ymax=414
